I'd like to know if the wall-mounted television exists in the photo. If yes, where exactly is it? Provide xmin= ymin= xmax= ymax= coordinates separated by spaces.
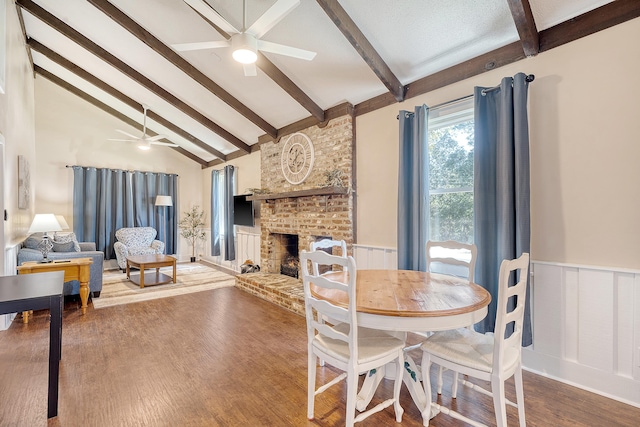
xmin=233 ymin=194 xmax=255 ymax=227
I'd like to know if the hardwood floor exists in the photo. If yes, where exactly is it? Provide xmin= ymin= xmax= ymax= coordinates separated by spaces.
xmin=0 ymin=286 xmax=638 ymax=426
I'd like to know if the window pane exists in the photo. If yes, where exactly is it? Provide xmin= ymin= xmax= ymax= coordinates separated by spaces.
xmin=428 ymin=99 xmax=474 ymax=244
xmin=429 ymin=191 xmax=473 ymax=243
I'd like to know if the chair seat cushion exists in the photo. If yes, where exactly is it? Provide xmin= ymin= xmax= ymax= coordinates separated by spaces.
xmin=313 ymin=332 xmax=404 ymax=365
xmin=128 ymin=246 xmax=161 ymax=256
xmin=421 ymin=328 xmax=519 ymax=373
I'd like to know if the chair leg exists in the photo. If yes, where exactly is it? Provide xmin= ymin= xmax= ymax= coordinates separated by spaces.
xmin=393 ymin=352 xmax=405 ymax=422
xmin=451 ymin=371 xmax=459 ymax=398
xmin=514 ymin=367 xmax=526 ymax=426
xmin=491 ymin=376 xmax=508 ymax=427
xmin=345 ymin=369 xmax=357 ymax=427
xmin=421 ymin=353 xmax=433 ymax=426
xmin=437 ymin=365 xmax=444 ymax=394
xmin=307 ymin=349 xmax=316 ymax=420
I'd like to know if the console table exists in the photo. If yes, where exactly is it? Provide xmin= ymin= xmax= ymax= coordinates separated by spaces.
xmin=17 ymin=257 xmax=93 ymax=320
xmin=0 ymin=271 xmax=64 ymax=418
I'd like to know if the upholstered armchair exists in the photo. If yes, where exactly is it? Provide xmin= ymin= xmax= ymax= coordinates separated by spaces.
xmin=113 ymin=227 xmax=165 ymax=270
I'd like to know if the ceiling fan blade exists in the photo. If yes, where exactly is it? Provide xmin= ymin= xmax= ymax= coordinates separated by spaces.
xmin=247 ymin=0 xmax=300 ymax=39
xmin=150 ymin=141 xmax=179 ymax=147
xmin=172 ymin=40 xmax=230 ymax=52
xmin=243 ymin=63 xmax=257 ymax=77
xmin=115 ymin=129 xmax=140 ymax=139
xmin=108 ymin=138 xmax=136 ymax=142
xmin=183 ymin=0 xmax=239 ymax=35
xmin=257 ymin=40 xmax=316 ymax=61
xmin=145 ymin=134 xmax=168 ymax=142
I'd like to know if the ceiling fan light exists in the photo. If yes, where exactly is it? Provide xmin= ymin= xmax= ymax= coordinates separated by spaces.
xmin=231 ymin=33 xmax=258 ymax=64
xmin=233 ymin=48 xmax=257 ymax=64
xmin=138 ymin=142 xmax=151 ymax=150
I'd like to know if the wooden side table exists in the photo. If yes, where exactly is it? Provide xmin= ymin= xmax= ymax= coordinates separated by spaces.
xmin=17 ymin=257 xmax=93 ymax=321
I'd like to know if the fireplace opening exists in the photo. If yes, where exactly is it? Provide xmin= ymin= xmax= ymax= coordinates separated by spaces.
xmin=269 ymin=233 xmax=299 ymax=278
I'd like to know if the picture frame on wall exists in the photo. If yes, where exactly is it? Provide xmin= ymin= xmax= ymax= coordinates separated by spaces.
xmin=18 ymin=155 xmax=30 ymax=209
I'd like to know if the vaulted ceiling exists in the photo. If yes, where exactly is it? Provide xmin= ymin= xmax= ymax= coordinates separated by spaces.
xmin=14 ymin=0 xmax=640 ymax=167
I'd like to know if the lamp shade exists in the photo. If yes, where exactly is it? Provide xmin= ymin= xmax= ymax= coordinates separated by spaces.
xmin=155 ymin=195 xmax=173 ymax=207
xmin=55 ymin=215 xmax=70 ymax=230
xmin=28 ymin=214 xmax=63 ymax=233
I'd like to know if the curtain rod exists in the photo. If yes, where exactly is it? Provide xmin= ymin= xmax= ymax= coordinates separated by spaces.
xmin=65 ymin=165 xmax=178 ymax=176
xmin=397 ymin=74 xmax=535 ymax=119
xmin=481 ymin=74 xmax=535 ymax=95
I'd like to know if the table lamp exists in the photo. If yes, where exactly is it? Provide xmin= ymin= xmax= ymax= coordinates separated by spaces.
xmin=154 ymin=195 xmax=173 ymax=207
xmin=28 ymin=214 xmax=63 ymax=263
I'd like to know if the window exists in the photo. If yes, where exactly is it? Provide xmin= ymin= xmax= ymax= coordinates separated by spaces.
xmin=428 ymin=98 xmax=474 ymax=244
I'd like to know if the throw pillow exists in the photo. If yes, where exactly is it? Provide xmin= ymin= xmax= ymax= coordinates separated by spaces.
xmin=24 ymin=233 xmax=45 ymax=249
xmin=52 ymin=240 xmax=75 ymax=252
xmin=53 ymin=232 xmax=81 ymax=252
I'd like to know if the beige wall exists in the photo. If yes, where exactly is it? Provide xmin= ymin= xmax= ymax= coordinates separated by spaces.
xmin=33 ymin=76 xmax=204 ymax=261
xmin=356 ymin=17 xmax=640 ymax=270
xmin=0 ymin=1 xmax=37 ymax=249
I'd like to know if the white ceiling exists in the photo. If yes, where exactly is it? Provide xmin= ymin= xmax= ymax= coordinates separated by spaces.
xmin=18 ymin=0 xmax=619 ymax=165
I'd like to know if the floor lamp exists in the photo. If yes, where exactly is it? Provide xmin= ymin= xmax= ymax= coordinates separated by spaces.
xmin=155 ymin=195 xmax=173 ymax=251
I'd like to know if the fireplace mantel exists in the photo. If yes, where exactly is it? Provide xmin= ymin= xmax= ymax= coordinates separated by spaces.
xmin=247 ymin=186 xmax=349 ymax=202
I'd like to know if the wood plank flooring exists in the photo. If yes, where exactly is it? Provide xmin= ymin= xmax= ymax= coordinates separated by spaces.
xmin=0 ymin=286 xmax=638 ymax=426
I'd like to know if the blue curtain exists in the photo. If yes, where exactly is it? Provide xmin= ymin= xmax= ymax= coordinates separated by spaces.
xmin=397 ymin=105 xmax=430 ymax=271
xmin=473 ymin=72 xmax=532 ymax=346
xmin=211 ymin=169 xmax=221 ymax=256
xmin=72 ymin=166 xmax=178 ymax=259
xmin=210 ymin=165 xmax=236 ymax=260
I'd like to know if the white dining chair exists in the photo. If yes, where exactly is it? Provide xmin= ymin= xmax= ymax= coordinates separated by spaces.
xmin=309 ymin=238 xmax=348 ymax=275
xmin=420 ymin=252 xmax=530 ymax=427
xmin=300 ymin=250 xmax=405 ymax=426
xmin=425 ymin=239 xmax=478 ymax=394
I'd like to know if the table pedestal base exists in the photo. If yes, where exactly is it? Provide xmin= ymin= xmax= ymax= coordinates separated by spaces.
xmin=355 ymin=354 xmax=439 ymax=424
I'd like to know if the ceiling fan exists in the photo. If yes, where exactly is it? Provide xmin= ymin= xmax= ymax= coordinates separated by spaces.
xmin=173 ymin=0 xmax=316 ymax=76
xmin=108 ymin=105 xmax=178 ymax=150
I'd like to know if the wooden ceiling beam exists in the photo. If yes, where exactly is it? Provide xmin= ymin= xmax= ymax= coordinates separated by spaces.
xmin=86 ymin=0 xmax=277 ymax=139
xmin=539 ymin=0 xmax=640 ymax=53
xmin=355 ymin=2 xmax=640 ymax=116
xmin=257 ymin=102 xmax=353 ymax=145
xmin=28 ymin=38 xmax=227 ymax=161
xmin=16 ymin=0 xmax=251 ymax=154
xmin=256 ymin=53 xmax=325 ymax=122
xmin=316 ymin=0 xmax=405 ymax=102
xmin=34 ymin=65 xmax=209 ymax=167
xmin=507 ymin=0 xmax=539 ymax=57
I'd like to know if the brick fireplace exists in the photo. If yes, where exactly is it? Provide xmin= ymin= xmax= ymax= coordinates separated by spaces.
xmin=258 ymin=114 xmax=355 ymax=275
xmin=235 ymin=112 xmax=355 ymax=314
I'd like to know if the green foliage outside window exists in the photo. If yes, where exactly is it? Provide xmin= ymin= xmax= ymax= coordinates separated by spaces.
xmin=428 ymin=120 xmax=474 ymax=244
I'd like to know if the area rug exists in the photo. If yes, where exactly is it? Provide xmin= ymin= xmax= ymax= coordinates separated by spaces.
xmin=93 ymin=263 xmax=235 ymax=309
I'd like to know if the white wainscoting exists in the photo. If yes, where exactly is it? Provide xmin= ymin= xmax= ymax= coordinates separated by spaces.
xmin=524 ymin=261 xmax=640 ymax=408
xmin=0 ymin=242 xmax=20 ymax=330
xmin=199 ymin=229 xmax=261 ymax=273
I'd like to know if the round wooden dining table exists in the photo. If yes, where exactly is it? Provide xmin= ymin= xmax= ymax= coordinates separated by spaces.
xmin=313 ymin=269 xmax=492 ymax=422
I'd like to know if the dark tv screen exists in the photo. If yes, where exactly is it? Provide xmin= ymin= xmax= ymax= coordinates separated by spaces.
xmin=233 ymin=194 xmax=254 ymax=227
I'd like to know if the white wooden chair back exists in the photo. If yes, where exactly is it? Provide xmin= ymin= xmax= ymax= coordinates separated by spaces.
xmin=309 ymin=239 xmax=348 ymax=275
xmin=300 ymin=249 xmax=357 ymax=358
xmin=300 ymin=249 xmax=405 ymax=426
xmin=492 ymin=252 xmax=530 ymax=374
xmin=426 ymin=240 xmax=477 ymax=282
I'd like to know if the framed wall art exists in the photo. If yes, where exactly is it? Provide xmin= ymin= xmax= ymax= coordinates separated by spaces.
xmin=18 ymin=155 xmax=30 ymax=209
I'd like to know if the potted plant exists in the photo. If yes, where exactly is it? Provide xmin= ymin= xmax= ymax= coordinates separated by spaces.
xmin=179 ymin=205 xmax=207 ymax=262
